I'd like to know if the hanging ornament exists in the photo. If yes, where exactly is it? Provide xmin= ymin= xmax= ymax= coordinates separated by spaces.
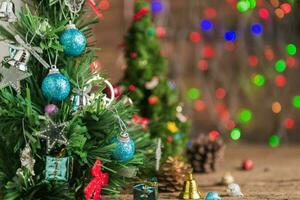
xmin=20 ymin=143 xmax=35 ymax=176
xmin=45 ymin=156 xmax=73 ymax=181
xmin=35 ymin=121 xmax=68 ymax=153
xmin=36 ymin=20 xmax=51 ymax=37
xmin=167 ymin=121 xmax=178 ymax=133
xmin=0 ymin=66 xmax=31 ymax=92
xmin=7 ymin=44 xmax=30 ymax=71
xmin=148 ymin=95 xmax=159 ymax=105
xmin=42 ymin=66 xmax=71 ymax=102
xmin=0 ymin=0 xmax=17 ymax=22
xmin=105 ymin=84 xmax=122 ymax=98
xmin=71 ymin=84 xmax=92 ymax=112
xmin=145 ymin=76 xmax=159 ymax=90
xmin=87 ymin=0 xmax=105 ymax=19
xmin=44 ymin=104 xmax=58 ymax=115
xmin=64 ymin=0 xmax=85 ymax=14
xmin=84 ymin=160 xmax=108 ymax=200
xmin=60 ymin=22 xmax=86 ymax=56
xmin=112 ymin=132 xmax=135 ymax=162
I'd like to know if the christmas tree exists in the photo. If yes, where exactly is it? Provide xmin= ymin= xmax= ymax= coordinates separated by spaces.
xmin=121 ymin=1 xmax=189 ymax=161
xmin=0 ymin=0 xmax=154 ymax=199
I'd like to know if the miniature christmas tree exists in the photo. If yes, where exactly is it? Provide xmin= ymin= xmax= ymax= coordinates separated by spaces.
xmin=121 ymin=1 xmax=190 ymax=161
xmin=0 ymin=0 xmax=154 ymax=199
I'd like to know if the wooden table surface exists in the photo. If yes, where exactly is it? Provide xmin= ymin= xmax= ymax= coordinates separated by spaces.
xmin=107 ymin=145 xmax=300 ymax=200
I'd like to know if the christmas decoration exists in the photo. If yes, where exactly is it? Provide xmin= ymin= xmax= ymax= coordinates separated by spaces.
xmin=133 ymin=182 xmax=158 ymax=200
xmin=0 ymin=0 xmax=17 ymax=22
xmin=158 ymin=156 xmax=191 ymax=192
xmin=187 ymin=135 xmax=225 ymax=173
xmin=60 ymin=23 xmax=86 ymax=56
xmin=87 ymin=0 xmax=104 ymax=19
xmin=64 ymin=0 xmax=84 ymax=14
xmin=166 ymin=121 xmax=178 ymax=133
xmin=45 ymin=156 xmax=73 ymax=181
xmin=221 ymin=172 xmax=235 ymax=186
xmin=179 ymin=173 xmax=202 ymax=200
xmin=117 ymin=166 xmax=138 ymax=178
xmin=120 ymin=1 xmax=190 ymax=160
xmin=155 ymin=138 xmax=161 ymax=171
xmin=20 ymin=144 xmax=35 ymax=176
xmin=84 ymin=160 xmax=108 ymax=200
xmin=7 ymin=44 xmax=30 ymax=71
xmin=41 ymin=67 xmax=71 ymax=102
xmin=105 ymin=84 xmax=121 ymax=98
xmin=111 ymin=132 xmax=135 ymax=162
xmin=71 ymin=85 xmax=92 ymax=112
xmin=226 ymin=183 xmax=243 ymax=197
xmin=0 ymin=66 xmax=31 ymax=92
xmin=242 ymin=159 xmax=253 ymax=171
xmin=35 ymin=121 xmax=68 ymax=153
xmin=205 ymin=192 xmax=221 ymax=200
xmin=44 ymin=104 xmax=58 ymax=115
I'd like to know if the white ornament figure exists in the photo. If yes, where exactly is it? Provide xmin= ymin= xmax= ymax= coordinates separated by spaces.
xmin=145 ymin=76 xmax=159 ymax=90
xmin=0 ymin=0 xmax=17 ymax=22
xmin=8 ymin=44 xmax=30 ymax=71
xmin=20 ymin=143 xmax=35 ymax=176
xmin=227 ymin=183 xmax=244 ymax=197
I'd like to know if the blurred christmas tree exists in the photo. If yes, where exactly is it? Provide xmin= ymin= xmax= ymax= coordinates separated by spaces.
xmin=0 ymin=0 xmax=154 ymax=199
xmin=120 ymin=0 xmax=190 ymax=161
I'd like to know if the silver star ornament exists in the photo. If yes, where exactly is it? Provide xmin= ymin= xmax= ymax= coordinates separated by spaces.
xmin=0 ymin=66 xmax=31 ymax=92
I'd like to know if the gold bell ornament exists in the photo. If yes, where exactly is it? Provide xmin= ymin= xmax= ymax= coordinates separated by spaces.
xmin=179 ymin=173 xmax=202 ymax=200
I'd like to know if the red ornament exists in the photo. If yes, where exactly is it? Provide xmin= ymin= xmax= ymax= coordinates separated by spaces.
xmin=87 ymin=0 xmax=104 ymax=19
xmin=130 ymin=52 xmax=137 ymax=58
xmin=148 ymin=96 xmax=159 ymax=104
xmin=105 ymin=85 xmax=122 ymax=98
xmin=128 ymin=84 xmax=136 ymax=92
xmin=242 ymin=159 xmax=253 ymax=171
xmin=133 ymin=7 xmax=149 ymax=21
xmin=166 ymin=136 xmax=173 ymax=143
xmin=84 ymin=160 xmax=108 ymax=200
xmin=132 ymin=114 xmax=150 ymax=129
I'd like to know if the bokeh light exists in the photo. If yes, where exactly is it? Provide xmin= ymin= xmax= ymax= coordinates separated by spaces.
xmin=280 ymin=3 xmax=292 ymax=14
xmin=284 ymin=118 xmax=295 ymax=129
xmin=274 ymin=59 xmax=286 ymax=72
xmin=224 ymin=31 xmax=237 ymax=42
xmin=275 ymin=75 xmax=286 ymax=87
xmin=215 ymin=87 xmax=226 ymax=99
xmin=270 ymin=0 xmax=279 ymax=7
xmin=187 ymin=88 xmax=201 ymax=100
xmin=198 ymin=59 xmax=209 ymax=71
xmin=204 ymin=7 xmax=217 ymax=18
xmin=99 ymin=0 xmax=110 ymax=10
xmin=200 ymin=19 xmax=213 ymax=31
xmin=155 ymin=26 xmax=166 ymax=38
xmin=202 ymin=45 xmax=214 ymax=58
xmin=189 ymin=32 xmax=202 ymax=43
xmin=272 ymin=101 xmax=282 ymax=113
xmin=286 ymin=43 xmax=297 ymax=56
xmin=237 ymin=0 xmax=250 ymax=12
xmin=251 ymin=23 xmax=263 ymax=36
xmin=194 ymin=100 xmax=206 ymax=112
xmin=292 ymin=95 xmax=300 ymax=108
xmin=286 ymin=57 xmax=296 ymax=68
xmin=275 ymin=8 xmax=285 ymax=19
xmin=209 ymin=130 xmax=220 ymax=141
xmin=239 ymin=109 xmax=252 ymax=123
xmin=269 ymin=134 xmax=280 ymax=148
xmin=248 ymin=55 xmax=258 ymax=67
xmin=151 ymin=0 xmax=164 ymax=14
xmin=264 ymin=47 xmax=274 ymax=61
xmin=230 ymin=128 xmax=241 ymax=140
xmin=252 ymin=74 xmax=265 ymax=87
xmin=259 ymin=8 xmax=269 ymax=20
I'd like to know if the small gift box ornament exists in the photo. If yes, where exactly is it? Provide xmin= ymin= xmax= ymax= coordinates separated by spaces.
xmin=133 ymin=178 xmax=158 ymax=200
xmin=45 ymin=156 xmax=73 ymax=181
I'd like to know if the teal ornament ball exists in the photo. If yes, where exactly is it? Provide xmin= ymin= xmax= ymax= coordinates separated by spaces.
xmin=205 ymin=192 xmax=221 ymax=200
xmin=42 ymin=68 xmax=70 ymax=101
xmin=112 ymin=133 xmax=135 ymax=162
xmin=60 ymin=23 xmax=86 ymax=56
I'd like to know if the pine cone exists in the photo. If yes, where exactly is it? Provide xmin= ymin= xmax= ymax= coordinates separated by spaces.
xmin=158 ymin=156 xmax=192 ymax=192
xmin=187 ymin=134 xmax=225 ymax=173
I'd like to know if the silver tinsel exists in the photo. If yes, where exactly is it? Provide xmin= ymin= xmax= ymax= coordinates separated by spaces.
xmin=20 ymin=143 xmax=35 ymax=176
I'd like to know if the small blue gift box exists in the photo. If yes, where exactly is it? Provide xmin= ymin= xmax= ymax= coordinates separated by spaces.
xmin=45 ymin=156 xmax=73 ymax=181
xmin=133 ymin=182 xmax=158 ymax=200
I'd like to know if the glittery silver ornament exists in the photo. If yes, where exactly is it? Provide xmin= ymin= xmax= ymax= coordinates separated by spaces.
xmin=20 ymin=143 xmax=35 ymax=176
xmin=7 ymin=44 xmax=30 ymax=71
xmin=35 ymin=122 xmax=68 ymax=153
xmin=227 ymin=183 xmax=243 ymax=197
xmin=64 ymin=0 xmax=85 ymax=14
xmin=0 ymin=0 xmax=17 ymax=22
xmin=0 ymin=66 xmax=31 ymax=92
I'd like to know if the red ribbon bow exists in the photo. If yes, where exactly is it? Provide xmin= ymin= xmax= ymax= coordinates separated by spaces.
xmin=133 ymin=7 xmax=149 ymax=21
xmin=84 ymin=160 xmax=108 ymax=200
xmin=87 ymin=0 xmax=105 ymax=19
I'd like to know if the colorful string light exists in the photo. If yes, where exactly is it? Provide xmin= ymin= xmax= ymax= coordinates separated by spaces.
xmin=284 ymin=118 xmax=295 ymax=129
xmin=274 ymin=59 xmax=286 ymax=72
xmin=251 ymin=23 xmax=263 ymax=36
xmin=269 ymin=134 xmax=280 ymax=148
xmin=194 ymin=100 xmax=206 ymax=112
xmin=272 ymin=101 xmax=282 ymax=114
xmin=237 ymin=0 xmax=250 ymax=12
xmin=239 ymin=109 xmax=252 ymax=123
xmin=187 ymin=88 xmax=201 ymax=100
xmin=252 ymin=74 xmax=265 ymax=87
xmin=189 ymin=32 xmax=202 ymax=43
xmin=151 ymin=0 xmax=164 ymax=14
xmin=224 ymin=31 xmax=237 ymax=42
xmin=275 ymin=75 xmax=286 ymax=87
xmin=200 ymin=19 xmax=214 ymax=31
xmin=230 ymin=128 xmax=241 ymax=140
xmin=215 ymin=88 xmax=226 ymax=99
xmin=292 ymin=95 xmax=300 ymax=108
xmin=286 ymin=43 xmax=297 ymax=56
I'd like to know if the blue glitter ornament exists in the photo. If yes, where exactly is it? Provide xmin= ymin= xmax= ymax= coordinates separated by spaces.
xmin=42 ymin=67 xmax=71 ymax=101
xmin=112 ymin=133 xmax=135 ymax=162
xmin=205 ymin=192 xmax=221 ymax=200
xmin=60 ymin=23 xmax=86 ymax=56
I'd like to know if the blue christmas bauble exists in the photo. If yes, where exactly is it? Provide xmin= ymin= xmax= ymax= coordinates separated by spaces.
xmin=112 ymin=133 xmax=135 ymax=162
xmin=42 ymin=69 xmax=71 ymax=101
xmin=205 ymin=192 xmax=221 ymax=200
xmin=60 ymin=24 xmax=86 ymax=56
